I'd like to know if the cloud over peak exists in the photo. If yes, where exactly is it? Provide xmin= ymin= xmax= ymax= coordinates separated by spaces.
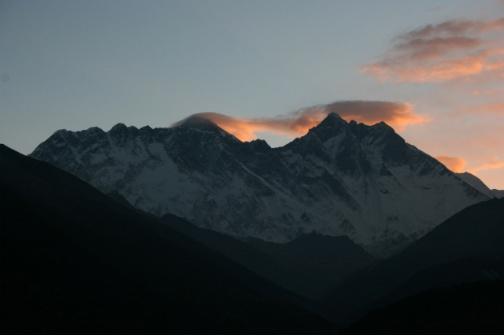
xmin=173 ymin=101 xmax=425 ymax=142
xmin=436 ymin=156 xmax=467 ymax=173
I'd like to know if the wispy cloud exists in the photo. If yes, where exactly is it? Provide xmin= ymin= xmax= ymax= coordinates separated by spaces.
xmin=173 ymin=101 xmax=425 ymax=141
xmin=359 ymin=10 xmax=504 ymax=189
xmin=435 ymin=156 xmax=467 ymax=172
xmin=472 ymin=160 xmax=504 ymax=172
xmin=362 ymin=17 xmax=504 ymax=82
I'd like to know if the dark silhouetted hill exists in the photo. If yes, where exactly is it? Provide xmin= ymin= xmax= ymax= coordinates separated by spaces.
xmin=321 ymin=197 xmax=504 ymax=324
xmin=0 ymin=144 xmax=336 ymax=334
xmin=343 ymin=280 xmax=504 ymax=334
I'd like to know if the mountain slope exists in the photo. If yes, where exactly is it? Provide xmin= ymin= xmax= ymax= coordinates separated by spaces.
xmin=343 ymin=280 xmax=504 ymax=335
xmin=0 ymin=144 xmax=336 ymax=334
xmin=162 ymin=212 xmax=375 ymax=300
xmin=246 ymin=233 xmax=375 ymax=298
xmin=320 ymin=197 xmax=504 ymax=322
xmin=492 ymin=189 xmax=504 ymax=199
xmin=29 ymin=113 xmax=490 ymax=254
xmin=456 ymin=172 xmax=496 ymax=198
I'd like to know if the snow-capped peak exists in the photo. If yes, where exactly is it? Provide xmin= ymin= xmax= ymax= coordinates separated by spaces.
xmin=29 ymin=113 xmax=492 ymax=255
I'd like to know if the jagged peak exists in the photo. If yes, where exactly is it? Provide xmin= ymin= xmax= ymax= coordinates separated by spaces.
xmin=344 ymin=119 xmax=399 ymax=144
xmin=84 ymin=126 xmax=105 ymax=133
xmin=318 ymin=112 xmax=347 ymax=126
xmin=310 ymin=113 xmax=349 ymax=133
xmin=108 ymin=123 xmax=141 ymax=138
xmin=361 ymin=121 xmax=397 ymax=140
xmin=51 ymin=128 xmax=71 ymax=137
xmin=172 ymin=115 xmax=220 ymax=130
xmin=171 ymin=114 xmax=241 ymax=142
xmin=110 ymin=123 xmax=129 ymax=132
xmin=305 ymin=112 xmax=350 ymax=143
xmin=244 ymin=138 xmax=271 ymax=153
xmin=372 ymin=121 xmax=394 ymax=131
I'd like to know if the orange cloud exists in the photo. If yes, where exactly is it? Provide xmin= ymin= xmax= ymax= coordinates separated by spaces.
xmin=472 ymin=161 xmax=504 ymax=172
xmin=362 ymin=17 xmax=504 ymax=82
xmin=173 ymin=101 xmax=426 ymax=141
xmin=435 ymin=156 xmax=467 ymax=172
xmin=393 ymin=37 xmax=483 ymax=61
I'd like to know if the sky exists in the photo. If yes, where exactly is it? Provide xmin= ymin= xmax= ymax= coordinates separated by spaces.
xmin=1 ymin=0 xmax=503 ymax=189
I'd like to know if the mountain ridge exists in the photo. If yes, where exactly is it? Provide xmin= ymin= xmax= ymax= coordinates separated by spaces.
xmin=29 ymin=113 xmax=491 ymax=255
xmin=456 ymin=172 xmax=503 ymax=198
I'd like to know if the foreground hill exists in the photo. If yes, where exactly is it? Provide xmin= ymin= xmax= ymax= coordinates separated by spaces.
xmin=321 ymin=197 xmax=504 ymax=324
xmin=0 ymin=144 xmax=336 ymax=334
xmin=245 ymin=233 xmax=375 ymax=298
xmin=29 ymin=113 xmax=490 ymax=255
xmin=343 ymin=280 xmax=504 ymax=334
xmin=162 ymin=214 xmax=375 ymax=300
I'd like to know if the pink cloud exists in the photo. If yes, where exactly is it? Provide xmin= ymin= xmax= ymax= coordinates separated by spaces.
xmin=362 ymin=17 xmax=504 ymax=83
xmin=393 ymin=37 xmax=483 ymax=61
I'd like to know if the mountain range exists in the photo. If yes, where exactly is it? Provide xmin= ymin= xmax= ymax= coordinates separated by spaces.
xmin=29 ymin=113 xmax=494 ymax=255
xmin=2 ymin=142 xmax=503 ymax=333
xmin=3 ymin=106 xmax=504 ymax=333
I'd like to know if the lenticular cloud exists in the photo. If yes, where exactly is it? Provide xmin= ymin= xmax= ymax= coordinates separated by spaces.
xmin=172 ymin=101 xmax=425 ymax=142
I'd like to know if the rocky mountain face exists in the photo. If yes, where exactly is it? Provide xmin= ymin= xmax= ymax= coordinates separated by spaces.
xmin=455 ymin=172 xmax=496 ymax=198
xmin=29 ymin=113 xmax=491 ymax=255
xmin=456 ymin=172 xmax=504 ymax=199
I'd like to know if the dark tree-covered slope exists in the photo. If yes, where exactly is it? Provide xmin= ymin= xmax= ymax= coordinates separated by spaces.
xmin=321 ymin=197 xmax=504 ymax=323
xmin=343 ymin=280 xmax=504 ymax=334
xmin=162 ymin=214 xmax=375 ymax=300
xmin=0 ymin=144 xmax=336 ymax=334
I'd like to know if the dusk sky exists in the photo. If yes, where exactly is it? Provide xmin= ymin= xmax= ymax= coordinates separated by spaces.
xmin=1 ymin=0 xmax=503 ymax=189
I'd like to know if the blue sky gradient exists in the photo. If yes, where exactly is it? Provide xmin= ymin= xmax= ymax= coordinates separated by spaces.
xmin=1 ymin=0 xmax=503 ymax=188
